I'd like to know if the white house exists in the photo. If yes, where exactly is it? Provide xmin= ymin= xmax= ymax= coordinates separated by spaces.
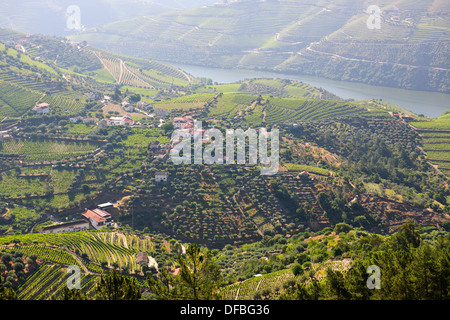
xmin=108 ymin=114 xmax=134 ymax=126
xmin=69 ymin=116 xmax=83 ymax=123
xmin=173 ymin=116 xmax=194 ymax=129
xmin=0 ymin=131 xmax=12 ymax=142
xmin=155 ymin=171 xmax=168 ymax=182
xmin=82 ymin=208 xmax=112 ymax=230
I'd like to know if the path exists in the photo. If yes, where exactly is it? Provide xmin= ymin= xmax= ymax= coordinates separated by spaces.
xmin=118 ymin=59 xmax=124 ymax=84
xmin=305 ymin=46 xmax=450 ymax=72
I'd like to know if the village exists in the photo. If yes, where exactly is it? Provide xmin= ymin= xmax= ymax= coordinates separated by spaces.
xmin=29 ymin=97 xmax=203 ymax=236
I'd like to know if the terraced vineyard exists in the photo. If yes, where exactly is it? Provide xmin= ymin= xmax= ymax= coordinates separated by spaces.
xmin=15 ymin=264 xmax=97 ymax=300
xmin=92 ymin=50 xmax=190 ymax=88
xmin=0 ymin=229 xmax=189 ymax=299
xmin=207 ymin=94 xmax=379 ymax=125
xmin=0 ymin=231 xmax=155 ymax=274
xmin=2 ymin=245 xmax=79 ymax=267
xmin=264 ymin=99 xmax=370 ymax=124
xmin=220 ymin=269 xmax=294 ymax=300
xmin=411 ymin=114 xmax=450 ymax=176
xmin=0 ymin=80 xmax=42 ymax=116
xmin=0 ymin=139 xmax=101 ymax=162
xmin=39 ymin=93 xmax=85 ymax=115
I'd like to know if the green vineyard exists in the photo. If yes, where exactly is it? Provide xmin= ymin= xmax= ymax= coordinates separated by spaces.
xmin=0 ymin=80 xmax=42 ymax=116
xmin=0 ymin=139 xmax=100 ymax=162
xmin=0 ymin=231 xmax=155 ymax=274
xmin=16 ymin=264 xmax=97 ymax=300
xmin=220 ymin=269 xmax=294 ymax=300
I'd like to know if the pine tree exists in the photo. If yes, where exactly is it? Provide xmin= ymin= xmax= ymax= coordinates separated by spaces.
xmin=95 ymin=270 xmax=141 ymax=300
xmin=147 ymin=243 xmax=222 ymax=300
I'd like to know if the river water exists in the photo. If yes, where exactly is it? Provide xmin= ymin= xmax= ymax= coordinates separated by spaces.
xmin=170 ymin=63 xmax=449 ymax=118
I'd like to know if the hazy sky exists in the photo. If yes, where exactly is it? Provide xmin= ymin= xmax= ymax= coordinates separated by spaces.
xmin=0 ymin=0 xmax=219 ymax=36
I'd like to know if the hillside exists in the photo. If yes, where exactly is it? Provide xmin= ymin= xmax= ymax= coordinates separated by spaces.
xmin=0 ymin=27 xmax=449 ymax=302
xmin=0 ymin=0 xmax=219 ymax=36
xmin=69 ymin=0 xmax=450 ymax=93
xmin=1 ymin=222 xmax=449 ymax=300
xmin=0 ymin=30 xmax=194 ymax=120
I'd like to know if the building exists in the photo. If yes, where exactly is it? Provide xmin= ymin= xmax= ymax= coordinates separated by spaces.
xmin=107 ymin=114 xmax=134 ymax=127
xmin=155 ymin=171 xmax=168 ymax=182
xmin=82 ymin=208 xmax=113 ymax=230
xmin=120 ymin=117 xmax=134 ymax=126
xmin=0 ymin=131 xmax=12 ymax=142
xmin=136 ymin=252 xmax=149 ymax=265
xmin=122 ymin=101 xmax=134 ymax=113
xmin=97 ymin=202 xmax=114 ymax=210
xmin=82 ymin=118 xmax=97 ymax=124
xmin=87 ymin=92 xmax=98 ymax=101
xmin=69 ymin=116 xmax=83 ymax=123
xmin=32 ymin=103 xmax=50 ymax=114
xmin=173 ymin=116 xmax=195 ymax=129
xmin=137 ymin=101 xmax=153 ymax=111
xmin=40 ymin=220 xmax=90 ymax=234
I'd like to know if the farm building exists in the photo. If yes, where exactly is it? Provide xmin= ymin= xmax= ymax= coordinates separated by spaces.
xmin=0 ymin=131 xmax=12 ymax=141
xmin=136 ymin=252 xmax=149 ymax=265
xmin=82 ymin=208 xmax=113 ymax=230
xmin=39 ymin=220 xmax=90 ymax=234
xmin=32 ymin=103 xmax=50 ymax=114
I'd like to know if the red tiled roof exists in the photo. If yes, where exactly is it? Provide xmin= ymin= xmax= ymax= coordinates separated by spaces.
xmin=82 ymin=209 xmax=106 ymax=223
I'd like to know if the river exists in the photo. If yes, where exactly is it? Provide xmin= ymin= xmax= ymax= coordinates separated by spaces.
xmin=169 ymin=63 xmax=450 ymax=118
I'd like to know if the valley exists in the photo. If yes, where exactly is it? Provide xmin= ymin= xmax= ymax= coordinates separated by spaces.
xmin=0 ymin=0 xmax=448 ymax=303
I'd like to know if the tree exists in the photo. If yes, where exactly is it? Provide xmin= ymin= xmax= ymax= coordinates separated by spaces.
xmin=56 ymin=287 xmax=89 ymax=300
xmin=161 ymin=121 xmax=174 ymax=134
xmin=324 ymin=268 xmax=351 ymax=300
xmin=147 ymin=243 xmax=222 ymax=300
xmin=291 ymin=263 xmax=303 ymax=276
xmin=0 ymin=273 xmax=17 ymax=300
xmin=94 ymin=271 xmax=141 ymax=300
xmin=391 ymin=220 xmax=421 ymax=251
xmin=334 ymin=223 xmax=352 ymax=234
xmin=128 ymin=94 xmax=141 ymax=103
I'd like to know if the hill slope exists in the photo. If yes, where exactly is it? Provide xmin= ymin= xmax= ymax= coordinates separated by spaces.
xmin=70 ymin=0 xmax=450 ymax=93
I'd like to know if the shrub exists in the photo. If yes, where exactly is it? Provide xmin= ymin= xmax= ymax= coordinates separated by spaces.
xmin=291 ymin=263 xmax=303 ymax=276
xmin=310 ymin=254 xmax=324 ymax=263
xmin=334 ymin=223 xmax=352 ymax=234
